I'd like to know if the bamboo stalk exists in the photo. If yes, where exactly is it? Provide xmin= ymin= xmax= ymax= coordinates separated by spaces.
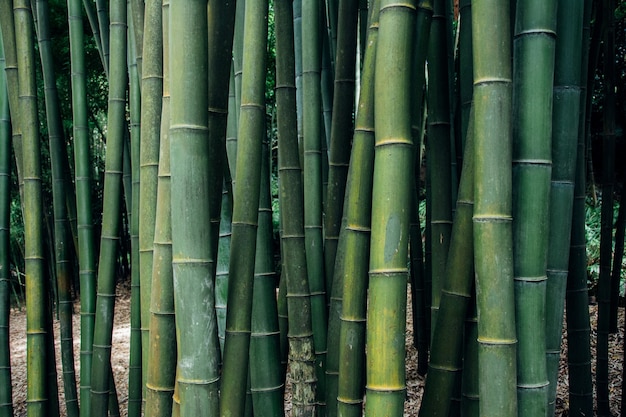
xmin=471 ymin=1 xmax=517 ymax=415
xmin=35 ymin=0 xmax=79 ymax=414
xmin=14 ymin=0 xmax=50 ymax=414
xmin=511 ymin=1 xmax=557 ymax=414
xmin=302 ymin=0 xmax=328 ymax=410
xmin=332 ymin=3 xmax=380 ymax=416
xmin=138 ymin=0 xmax=163 ymax=402
xmin=365 ymin=1 xmax=416 ymax=416
xmin=275 ymin=1 xmax=317 ymax=414
xmin=89 ymin=0 xmax=127 ymax=412
xmin=545 ymin=1 xmax=584 ymax=414
xmin=419 ymin=112 xmax=474 ymax=417
xmin=0 ymin=30 xmax=14 ymax=417
xmin=126 ymin=12 xmax=142 ymax=417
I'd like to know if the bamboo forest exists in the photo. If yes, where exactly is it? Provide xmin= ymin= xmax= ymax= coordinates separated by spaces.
xmin=2 ymin=0 xmax=626 ymax=416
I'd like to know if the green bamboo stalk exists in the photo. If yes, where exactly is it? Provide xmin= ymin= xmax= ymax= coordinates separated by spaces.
xmin=144 ymin=29 xmax=176 ymax=414
xmin=0 ymin=0 xmax=24 ymax=207
xmin=95 ymin=0 xmax=109 ymax=71
xmin=206 ymin=0 xmax=236 ymax=297
xmin=545 ymin=1 xmax=584 ymax=414
xmin=511 ymin=1 xmax=557 ymax=414
xmin=323 ymin=2 xmax=359 ymax=414
xmin=89 ymin=0 xmax=127 ymax=412
xmin=427 ymin=0 xmax=453 ymax=335
xmin=419 ymin=113 xmax=474 ymax=417
xmin=564 ymin=0 xmax=592 ymax=415
xmin=169 ymin=0 xmax=220 ymax=414
xmin=458 ymin=0 xmax=472 ymax=151
xmin=80 ymin=0 xmax=105 ymax=73
xmin=14 ymin=0 xmax=49 ymax=413
xmin=324 ymin=0 xmax=358 ymax=300
xmin=0 ymin=30 xmax=14 ymax=417
xmin=334 ymin=4 xmax=379 ymax=415
xmin=293 ymin=0 xmax=303 ymax=166
xmin=320 ymin=11 xmax=333 ymax=152
xmin=126 ymin=11 xmax=142 ymax=417
xmin=220 ymin=2 xmax=268 ymax=414
xmin=471 ymin=0 xmax=517 ymax=416
xmin=35 ymin=0 xmax=79 ymax=414
xmin=226 ymin=66 xmax=238 ymax=180
xmin=249 ymin=136 xmax=284 ymax=417
xmin=67 ymin=0 xmax=98 ymax=412
xmin=596 ymin=1 xmax=615 ymax=414
xmin=409 ymin=0 xmax=432 ymax=377
xmin=302 ymin=1 xmax=328 ymax=409
xmin=565 ymin=70 xmax=593 ymax=417
xmin=364 ymin=1 xmax=415 ymax=416
xmin=138 ymin=0 xmax=163 ymax=402
xmin=130 ymin=0 xmax=144 ymax=79
xmin=275 ymin=0 xmax=317 ymax=414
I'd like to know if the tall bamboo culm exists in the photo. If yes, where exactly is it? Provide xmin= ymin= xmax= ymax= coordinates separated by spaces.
xmin=127 ymin=12 xmax=142 ymax=417
xmin=89 ymin=0 xmax=127 ymax=413
xmin=511 ymin=0 xmax=556 ymax=414
xmin=220 ymin=0 xmax=269 ymax=415
xmin=334 ymin=2 xmax=380 ymax=416
xmin=275 ymin=0 xmax=317 ymax=415
xmin=36 ymin=0 xmax=80 ymax=414
xmin=471 ymin=1 xmax=517 ymax=416
xmin=169 ymin=0 xmax=220 ymax=414
xmin=301 ymin=0 xmax=328 ymax=409
xmin=0 ymin=29 xmax=14 ymax=417
xmin=365 ymin=1 xmax=416 ymax=416
xmin=138 ymin=0 xmax=163 ymax=402
xmin=66 ymin=0 xmax=98 ymax=412
xmin=14 ymin=0 xmax=49 ymax=414
xmin=545 ymin=1 xmax=584 ymax=414
xmin=144 ymin=0 xmax=176 ymax=413
xmin=419 ymin=114 xmax=474 ymax=417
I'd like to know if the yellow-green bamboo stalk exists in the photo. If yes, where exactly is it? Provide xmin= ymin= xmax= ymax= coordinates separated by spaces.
xmin=334 ymin=3 xmax=380 ymax=416
xmin=0 ymin=0 xmax=24 ymax=206
xmin=138 ymin=0 xmax=163 ymax=402
xmin=471 ymin=0 xmax=517 ymax=415
xmin=275 ymin=0 xmax=317 ymax=414
xmin=365 ymin=1 xmax=416 ymax=416
xmin=14 ymin=0 xmax=49 ymax=414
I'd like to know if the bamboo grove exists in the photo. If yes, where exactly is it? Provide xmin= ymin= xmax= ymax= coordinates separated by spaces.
xmin=0 ymin=0 xmax=625 ymax=416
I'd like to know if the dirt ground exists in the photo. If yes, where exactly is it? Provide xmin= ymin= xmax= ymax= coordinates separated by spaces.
xmin=8 ymin=283 xmax=625 ymax=416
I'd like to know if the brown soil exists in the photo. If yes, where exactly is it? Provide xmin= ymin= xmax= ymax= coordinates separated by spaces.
xmin=8 ymin=283 xmax=624 ymax=416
